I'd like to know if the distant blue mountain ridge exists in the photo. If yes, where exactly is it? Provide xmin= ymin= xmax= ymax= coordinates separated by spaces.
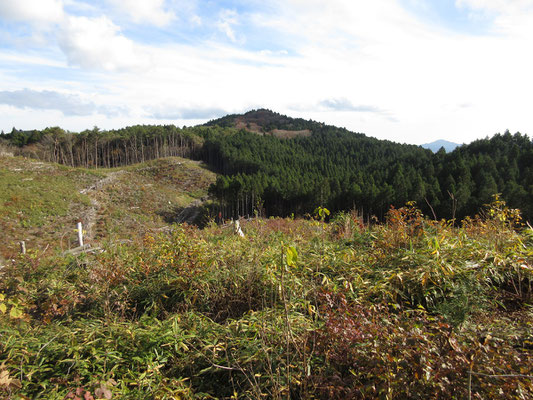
xmin=421 ymin=139 xmax=461 ymax=152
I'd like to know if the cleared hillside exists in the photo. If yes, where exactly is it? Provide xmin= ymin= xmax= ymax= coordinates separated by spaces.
xmin=0 ymin=155 xmax=216 ymax=259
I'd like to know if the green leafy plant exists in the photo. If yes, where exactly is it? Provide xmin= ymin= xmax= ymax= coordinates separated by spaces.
xmin=1 ymin=201 xmax=532 ymax=398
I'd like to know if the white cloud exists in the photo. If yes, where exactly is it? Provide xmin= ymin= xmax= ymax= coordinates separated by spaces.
xmin=57 ymin=16 xmax=150 ymax=71
xmin=456 ymin=0 xmax=533 ymax=13
xmin=0 ymin=88 xmax=128 ymax=117
xmin=108 ymin=0 xmax=175 ymax=26
xmin=0 ymin=0 xmax=64 ymax=24
xmin=217 ymin=9 xmax=239 ymax=42
xmin=63 ymin=0 xmax=100 ymax=14
xmin=318 ymin=98 xmax=381 ymax=113
xmin=0 ymin=52 xmax=65 ymax=68
xmin=456 ymin=0 xmax=533 ymax=35
xmin=0 ymin=1 xmax=152 ymax=72
xmin=190 ymin=14 xmax=202 ymax=26
xmin=147 ymin=104 xmax=228 ymax=120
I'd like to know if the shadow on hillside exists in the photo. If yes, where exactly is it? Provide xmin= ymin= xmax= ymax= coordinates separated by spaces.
xmin=157 ymin=202 xmax=210 ymax=227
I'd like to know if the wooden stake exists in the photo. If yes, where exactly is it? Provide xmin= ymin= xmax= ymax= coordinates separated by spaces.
xmin=77 ymin=222 xmax=84 ymax=247
xmin=19 ymin=241 xmax=26 ymax=254
xmin=233 ymin=219 xmax=245 ymax=237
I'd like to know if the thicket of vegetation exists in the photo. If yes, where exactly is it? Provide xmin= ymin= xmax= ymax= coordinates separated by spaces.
xmin=1 ymin=198 xmax=532 ymax=399
xmin=3 ymin=109 xmax=532 ymax=222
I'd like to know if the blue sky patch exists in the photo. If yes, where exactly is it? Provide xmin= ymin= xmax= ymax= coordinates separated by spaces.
xmin=399 ymin=0 xmax=493 ymax=35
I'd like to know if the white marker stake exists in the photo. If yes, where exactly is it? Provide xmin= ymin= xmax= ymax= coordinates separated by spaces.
xmin=77 ymin=222 xmax=84 ymax=247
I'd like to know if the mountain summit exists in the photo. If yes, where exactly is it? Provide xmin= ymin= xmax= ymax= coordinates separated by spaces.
xmin=205 ymin=109 xmax=319 ymax=138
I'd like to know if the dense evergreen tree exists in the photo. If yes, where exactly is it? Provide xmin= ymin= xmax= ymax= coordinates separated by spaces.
xmin=3 ymin=125 xmax=203 ymax=168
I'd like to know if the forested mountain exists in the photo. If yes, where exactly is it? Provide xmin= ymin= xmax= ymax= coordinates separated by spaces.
xmin=2 ymin=109 xmax=532 ymax=222
xmin=200 ymin=122 xmax=433 ymax=219
xmin=201 ymin=110 xmax=533 ymax=221
xmin=436 ymin=133 xmax=533 ymax=219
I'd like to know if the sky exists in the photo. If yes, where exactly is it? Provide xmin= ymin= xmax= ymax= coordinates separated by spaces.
xmin=1 ymin=0 xmax=533 ymax=145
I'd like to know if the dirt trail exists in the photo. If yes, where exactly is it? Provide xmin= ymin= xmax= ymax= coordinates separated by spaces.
xmin=79 ymin=170 xmax=126 ymax=242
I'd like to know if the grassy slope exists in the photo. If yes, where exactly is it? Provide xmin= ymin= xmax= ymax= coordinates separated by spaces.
xmin=0 ymin=155 xmax=216 ymax=259
xmin=0 ymin=156 xmax=101 ymax=259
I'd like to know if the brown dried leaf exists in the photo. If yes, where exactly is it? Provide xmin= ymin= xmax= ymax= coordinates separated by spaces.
xmin=95 ymin=386 xmax=112 ymax=399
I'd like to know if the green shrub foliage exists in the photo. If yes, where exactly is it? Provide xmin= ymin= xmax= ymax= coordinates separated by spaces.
xmin=1 ymin=199 xmax=532 ymax=398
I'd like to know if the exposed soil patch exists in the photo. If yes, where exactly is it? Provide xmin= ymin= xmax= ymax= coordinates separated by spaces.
xmin=271 ymin=129 xmax=311 ymax=139
xmin=234 ymin=118 xmax=264 ymax=134
xmin=234 ymin=117 xmax=311 ymax=139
